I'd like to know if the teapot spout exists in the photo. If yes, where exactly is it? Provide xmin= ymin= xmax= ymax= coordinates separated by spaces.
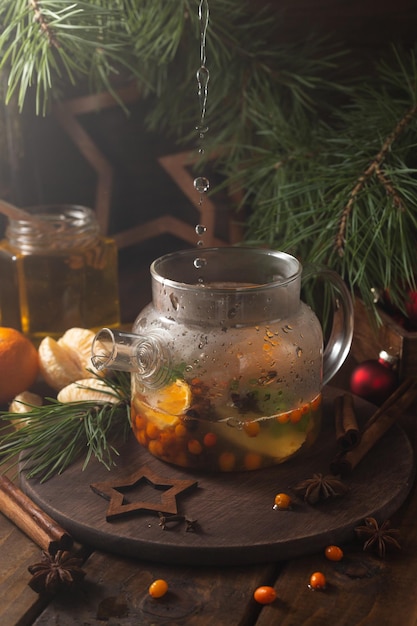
xmin=91 ymin=327 xmax=172 ymax=388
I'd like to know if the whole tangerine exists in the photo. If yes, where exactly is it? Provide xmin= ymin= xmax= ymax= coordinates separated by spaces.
xmin=0 ymin=327 xmax=39 ymax=405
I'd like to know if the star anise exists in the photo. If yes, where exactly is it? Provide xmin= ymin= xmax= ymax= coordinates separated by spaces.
xmin=293 ymin=473 xmax=349 ymax=504
xmin=355 ymin=517 xmax=401 ymax=558
xmin=28 ymin=550 xmax=86 ymax=594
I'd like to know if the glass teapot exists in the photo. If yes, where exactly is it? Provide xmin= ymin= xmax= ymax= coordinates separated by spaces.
xmin=92 ymin=247 xmax=353 ymax=471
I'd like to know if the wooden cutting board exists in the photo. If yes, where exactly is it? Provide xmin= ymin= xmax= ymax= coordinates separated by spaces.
xmin=20 ymin=388 xmax=415 ymax=566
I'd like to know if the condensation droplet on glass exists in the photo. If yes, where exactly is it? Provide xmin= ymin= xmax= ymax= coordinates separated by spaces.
xmin=197 ymin=240 xmax=204 ymax=247
xmin=198 ymin=276 xmax=204 ymax=283
xmin=169 ymin=293 xmax=179 ymax=311
xmin=226 ymin=417 xmax=243 ymax=430
xmin=296 ymin=347 xmax=303 ymax=357
xmin=194 ymin=177 xmax=210 ymax=193
xmin=195 ymin=224 xmax=207 ymax=235
xmin=282 ymin=324 xmax=293 ymax=333
xmin=194 ymin=257 xmax=207 ymax=269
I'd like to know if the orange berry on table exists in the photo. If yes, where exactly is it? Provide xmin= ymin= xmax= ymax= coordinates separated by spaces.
xmin=309 ymin=571 xmax=327 ymax=590
xmin=0 ymin=327 xmax=39 ymax=405
xmin=148 ymin=579 xmax=168 ymax=598
xmin=325 ymin=545 xmax=344 ymax=561
xmin=273 ymin=493 xmax=292 ymax=510
xmin=253 ymin=585 xmax=277 ymax=605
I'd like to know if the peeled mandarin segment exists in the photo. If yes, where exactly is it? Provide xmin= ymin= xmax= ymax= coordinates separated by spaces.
xmin=9 ymin=390 xmax=43 ymax=429
xmin=154 ymin=379 xmax=191 ymax=415
xmin=38 ymin=336 xmax=83 ymax=391
xmin=58 ymin=327 xmax=103 ymax=376
xmin=57 ymin=378 xmax=119 ymax=403
xmin=9 ymin=391 xmax=43 ymax=413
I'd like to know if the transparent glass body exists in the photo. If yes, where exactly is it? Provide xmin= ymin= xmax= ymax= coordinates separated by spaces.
xmin=93 ymin=247 xmax=353 ymax=472
xmin=0 ymin=205 xmax=120 ymax=341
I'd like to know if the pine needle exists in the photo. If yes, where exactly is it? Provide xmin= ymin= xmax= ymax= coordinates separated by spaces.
xmin=0 ymin=372 xmax=131 ymax=482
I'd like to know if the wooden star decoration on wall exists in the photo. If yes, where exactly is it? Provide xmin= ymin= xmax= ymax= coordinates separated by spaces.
xmin=90 ymin=465 xmax=198 ymax=521
xmin=53 ymin=84 xmax=239 ymax=249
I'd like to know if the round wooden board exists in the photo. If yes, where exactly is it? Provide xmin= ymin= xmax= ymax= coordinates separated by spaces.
xmin=20 ymin=388 xmax=415 ymax=566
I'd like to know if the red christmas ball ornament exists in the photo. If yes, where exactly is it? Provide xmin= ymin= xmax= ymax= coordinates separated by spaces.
xmin=350 ymin=351 xmax=398 ymax=405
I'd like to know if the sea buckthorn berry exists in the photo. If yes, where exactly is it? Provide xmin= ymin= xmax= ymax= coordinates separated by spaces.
xmin=146 ymin=422 xmax=160 ymax=440
xmin=276 ymin=412 xmax=290 ymax=424
xmin=325 ymin=545 xmax=344 ymax=561
xmin=310 ymin=394 xmax=322 ymax=411
xmin=149 ymin=578 xmax=168 ymax=598
xmin=244 ymin=452 xmax=262 ymax=470
xmin=253 ymin=585 xmax=277 ymax=605
xmin=273 ymin=493 xmax=292 ymax=510
xmin=203 ymin=432 xmax=217 ymax=447
xmin=187 ymin=439 xmax=203 ymax=455
xmin=148 ymin=439 xmax=164 ymax=458
xmin=289 ymin=407 xmax=303 ymax=423
xmin=175 ymin=423 xmax=188 ymax=438
xmin=218 ymin=451 xmax=236 ymax=471
xmin=309 ymin=571 xmax=326 ymax=591
xmin=243 ymin=421 xmax=261 ymax=437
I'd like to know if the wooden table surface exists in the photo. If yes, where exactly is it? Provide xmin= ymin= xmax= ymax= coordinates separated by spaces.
xmin=2 ymin=362 xmax=417 ymax=626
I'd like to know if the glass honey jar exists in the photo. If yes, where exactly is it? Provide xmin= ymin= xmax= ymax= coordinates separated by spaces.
xmin=0 ymin=204 xmax=120 ymax=341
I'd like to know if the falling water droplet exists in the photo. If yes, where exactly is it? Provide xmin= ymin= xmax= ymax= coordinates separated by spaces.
xmin=196 ymin=66 xmax=210 ymax=89
xmin=194 ymin=177 xmax=210 ymax=193
xmin=195 ymin=124 xmax=209 ymax=134
xmin=194 ymin=257 xmax=207 ymax=269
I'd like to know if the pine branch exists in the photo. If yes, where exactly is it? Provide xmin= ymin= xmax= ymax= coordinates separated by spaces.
xmin=335 ymin=103 xmax=417 ymax=256
xmin=29 ymin=0 xmax=60 ymax=49
xmin=0 ymin=372 xmax=131 ymax=482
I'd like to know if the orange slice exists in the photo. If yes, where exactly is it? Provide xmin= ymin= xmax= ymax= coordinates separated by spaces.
xmin=133 ymin=396 xmax=180 ymax=430
xmin=153 ymin=379 xmax=191 ymax=415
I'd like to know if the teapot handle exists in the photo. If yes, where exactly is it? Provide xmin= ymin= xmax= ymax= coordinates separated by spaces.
xmin=302 ymin=266 xmax=354 ymax=386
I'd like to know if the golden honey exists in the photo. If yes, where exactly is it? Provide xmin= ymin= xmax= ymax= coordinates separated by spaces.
xmin=0 ymin=205 xmax=120 ymax=341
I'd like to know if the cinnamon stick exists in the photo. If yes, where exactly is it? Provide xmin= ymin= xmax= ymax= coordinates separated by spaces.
xmin=334 ymin=393 xmax=360 ymax=450
xmin=331 ymin=378 xmax=417 ymax=477
xmin=0 ymin=475 xmax=73 ymax=553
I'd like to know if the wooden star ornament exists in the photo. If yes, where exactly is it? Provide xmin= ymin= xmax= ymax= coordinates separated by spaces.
xmin=90 ymin=465 xmax=198 ymax=521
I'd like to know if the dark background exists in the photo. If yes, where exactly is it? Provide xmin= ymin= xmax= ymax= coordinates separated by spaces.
xmin=0 ymin=0 xmax=416 ymax=322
